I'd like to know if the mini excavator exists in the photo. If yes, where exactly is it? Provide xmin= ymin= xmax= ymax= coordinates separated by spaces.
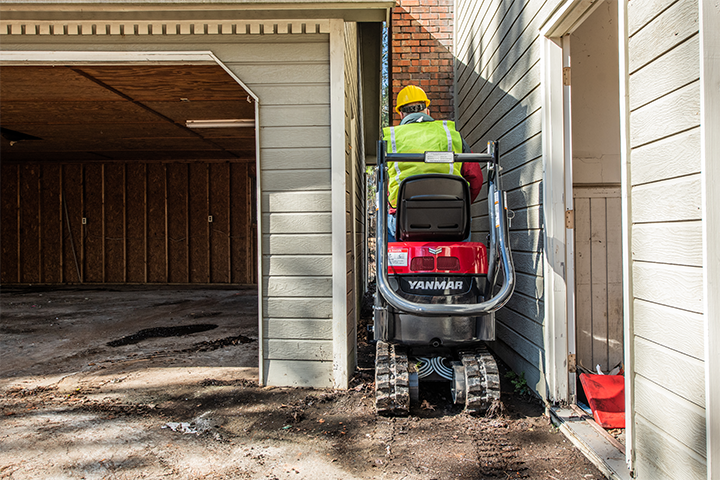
xmin=372 ymin=140 xmax=515 ymax=415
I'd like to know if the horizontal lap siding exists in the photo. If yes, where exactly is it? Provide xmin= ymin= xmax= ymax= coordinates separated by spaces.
xmin=627 ymin=0 xmax=706 ymax=477
xmin=455 ymin=0 xmax=558 ymax=399
xmin=232 ymin=37 xmax=334 ymax=387
xmin=210 ymin=38 xmax=333 ymax=386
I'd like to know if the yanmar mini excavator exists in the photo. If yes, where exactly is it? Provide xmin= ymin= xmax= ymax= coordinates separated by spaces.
xmin=372 ymin=140 xmax=515 ymax=416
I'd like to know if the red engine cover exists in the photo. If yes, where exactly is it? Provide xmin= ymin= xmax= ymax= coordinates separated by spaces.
xmin=387 ymin=242 xmax=488 ymax=275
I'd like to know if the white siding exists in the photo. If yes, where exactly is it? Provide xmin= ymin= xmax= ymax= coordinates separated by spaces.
xmin=0 ymin=31 xmax=338 ymax=388
xmin=455 ymin=0 xmax=564 ymax=399
xmin=626 ymin=0 xmax=705 ymax=477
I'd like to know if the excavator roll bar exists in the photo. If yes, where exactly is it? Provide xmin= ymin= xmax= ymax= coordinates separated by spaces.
xmin=375 ymin=140 xmax=515 ymax=317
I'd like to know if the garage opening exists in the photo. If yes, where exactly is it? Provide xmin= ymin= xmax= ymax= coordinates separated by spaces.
xmin=1 ymin=64 xmax=257 ymax=285
xmin=1 ymin=61 xmax=260 ymax=386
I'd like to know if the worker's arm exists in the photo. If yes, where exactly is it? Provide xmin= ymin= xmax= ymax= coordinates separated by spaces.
xmin=461 ymin=138 xmax=484 ymax=203
xmin=461 ymin=162 xmax=483 ymax=203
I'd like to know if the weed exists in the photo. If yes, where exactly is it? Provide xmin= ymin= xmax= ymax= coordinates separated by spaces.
xmin=505 ymin=370 xmax=532 ymax=397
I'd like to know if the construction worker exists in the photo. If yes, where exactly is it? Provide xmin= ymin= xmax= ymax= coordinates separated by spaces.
xmin=383 ymin=85 xmax=483 ymax=241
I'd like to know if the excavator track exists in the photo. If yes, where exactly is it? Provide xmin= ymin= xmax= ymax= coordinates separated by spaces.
xmin=375 ymin=341 xmax=410 ymax=416
xmin=460 ymin=347 xmax=501 ymax=415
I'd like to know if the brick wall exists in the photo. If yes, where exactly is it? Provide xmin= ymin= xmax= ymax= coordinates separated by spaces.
xmin=391 ymin=0 xmax=454 ymax=124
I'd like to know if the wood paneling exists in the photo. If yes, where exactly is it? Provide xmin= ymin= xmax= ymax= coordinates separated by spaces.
xmin=61 ymin=164 xmax=83 ymax=283
xmin=79 ymin=65 xmax=252 ymax=101
xmin=104 ymin=163 xmax=125 ymax=283
xmin=126 ymin=163 xmax=147 ymax=283
xmin=1 ymin=164 xmax=19 ymax=283
xmin=188 ymin=162 xmax=208 ymax=283
xmin=146 ymin=163 xmax=167 ymax=283
xmin=210 ymin=163 xmax=230 ymax=283
xmin=574 ymin=187 xmax=624 ymax=372
xmin=0 ymin=161 xmax=255 ymax=285
xmin=41 ymin=164 xmax=62 ymax=283
xmin=0 ymin=66 xmax=255 ymax=163
xmin=635 ymin=336 xmax=706 ymax=409
xmin=167 ymin=163 xmax=188 ymax=283
xmin=83 ymin=163 xmax=104 ymax=282
xmin=19 ymin=165 xmax=41 ymax=283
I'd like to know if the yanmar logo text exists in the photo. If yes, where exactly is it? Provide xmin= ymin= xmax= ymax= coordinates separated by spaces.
xmin=407 ymin=280 xmax=464 ymax=290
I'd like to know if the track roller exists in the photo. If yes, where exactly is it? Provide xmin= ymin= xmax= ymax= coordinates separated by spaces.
xmin=375 ymin=341 xmax=410 ymax=416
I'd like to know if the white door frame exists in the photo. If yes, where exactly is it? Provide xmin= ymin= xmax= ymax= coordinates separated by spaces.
xmin=700 ymin=0 xmax=720 ymax=476
xmin=540 ymin=31 xmax=569 ymax=405
xmin=539 ymin=0 xmax=604 ymax=405
xmin=616 ymin=0 xmax=635 ymax=471
xmin=542 ymin=0 xmax=635 ymax=472
xmin=0 ymin=49 xmax=265 ymax=383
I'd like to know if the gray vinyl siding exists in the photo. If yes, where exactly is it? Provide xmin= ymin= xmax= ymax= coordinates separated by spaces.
xmin=454 ymin=0 xmax=561 ymax=400
xmin=627 ymin=0 xmax=706 ymax=477
xmin=0 ymin=31 xmax=337 ymax=387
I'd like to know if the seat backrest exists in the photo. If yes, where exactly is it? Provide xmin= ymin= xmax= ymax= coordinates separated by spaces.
xmin=396 ymin=174 xmax=470 ymax=242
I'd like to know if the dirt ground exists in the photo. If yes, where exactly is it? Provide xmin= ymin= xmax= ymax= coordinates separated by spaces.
xmin=0 ymin=286 xmax=604 ymax=480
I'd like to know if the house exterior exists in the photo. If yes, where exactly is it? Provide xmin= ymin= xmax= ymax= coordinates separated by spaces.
xmin=384 ymin=0 xmax=716 ymax=475
xmin=445 ymin=0 xmax=718 ymax=477
xmin=0 ymin=0 xmax=391 ymax=389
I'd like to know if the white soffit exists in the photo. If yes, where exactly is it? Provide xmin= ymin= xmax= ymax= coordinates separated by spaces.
xmin=1 ymin=19 xmax=331 ymax=36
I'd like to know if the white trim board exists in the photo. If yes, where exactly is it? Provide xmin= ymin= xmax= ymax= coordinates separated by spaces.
xmin=617 ymin=0 xmax=634 ymax=471
xmin=329 ymin=18 xmax=349 ymax=389
xmin=700 ymin=0 xmax=720 ymax=477
xmin=1 ymin=20 xmax=332 ymax=36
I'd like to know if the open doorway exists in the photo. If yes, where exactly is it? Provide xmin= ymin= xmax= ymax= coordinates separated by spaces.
xmin=565 ymin=0 xmax=624 ymax=409
xmin=0 ymin=58 xmax=261 ymax=385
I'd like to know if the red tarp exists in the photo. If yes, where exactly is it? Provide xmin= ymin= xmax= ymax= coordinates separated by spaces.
xmin=579 ymin=373 xmax=625 ymax=429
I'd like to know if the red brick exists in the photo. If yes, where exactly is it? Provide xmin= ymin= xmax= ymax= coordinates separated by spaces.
xmin=393 ymin=0 xmax=456 ymax=118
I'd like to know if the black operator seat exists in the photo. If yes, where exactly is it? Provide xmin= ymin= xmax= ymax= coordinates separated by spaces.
xmin=395 ymin=174 xmax=470 ymax=242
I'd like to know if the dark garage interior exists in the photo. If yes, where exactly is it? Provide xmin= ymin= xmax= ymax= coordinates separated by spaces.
xmin=1 ymin=65 xmax=258 ymax=285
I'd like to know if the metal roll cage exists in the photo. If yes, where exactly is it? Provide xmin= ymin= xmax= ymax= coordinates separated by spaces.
xmin=375 ymin=140 xmax=515 ymax=317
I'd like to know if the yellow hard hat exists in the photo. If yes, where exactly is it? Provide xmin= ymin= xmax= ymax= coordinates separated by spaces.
xmin=395 ymin=85 xmax=430 ymax=114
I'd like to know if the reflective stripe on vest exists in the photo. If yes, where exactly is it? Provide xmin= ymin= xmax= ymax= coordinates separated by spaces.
xmin=382 ymin=120 xmax=463 ymax=208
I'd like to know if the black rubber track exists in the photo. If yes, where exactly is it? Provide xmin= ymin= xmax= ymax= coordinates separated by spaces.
xmin=375 ymin=341 xmax=410 ymax=416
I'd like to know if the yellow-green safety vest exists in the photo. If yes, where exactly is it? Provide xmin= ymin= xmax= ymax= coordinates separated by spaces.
xmin=382 ymin=120 xmax=463 ymax=208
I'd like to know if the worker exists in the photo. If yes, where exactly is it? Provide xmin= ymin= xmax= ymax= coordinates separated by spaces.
xmin=382 ymin=85 xmax=483 ymax=241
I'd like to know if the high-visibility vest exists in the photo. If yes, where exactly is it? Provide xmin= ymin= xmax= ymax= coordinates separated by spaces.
xmin=383 ymin=120 xmax=463 ymax=208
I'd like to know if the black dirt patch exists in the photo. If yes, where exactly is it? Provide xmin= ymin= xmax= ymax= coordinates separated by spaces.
xmin=188 ymin=311 xmax=222 ymax=319
xmin=199 ymin=378 xmax=258 ymax=387
xmin=178 ymin=335 xmax=255 ymax=353
xmin=150 ymin=299 xmax=192 ymax=307
xmin=107 ymin=324 xmax=218 ymax=347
